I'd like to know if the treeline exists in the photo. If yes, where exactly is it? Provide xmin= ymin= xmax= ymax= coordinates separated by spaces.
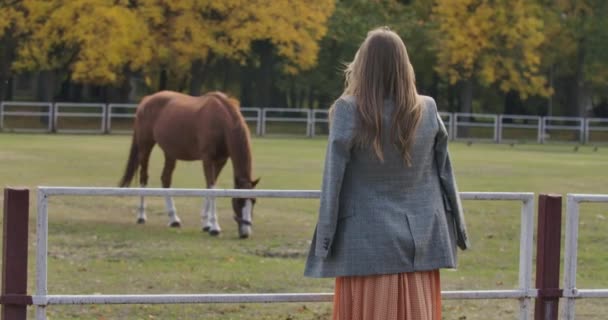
xmin=1 ymin=0 xmax=607 ymax=117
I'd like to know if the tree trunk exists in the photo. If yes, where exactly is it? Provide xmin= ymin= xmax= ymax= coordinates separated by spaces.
xmin=119 ymin=73 xmax=133 ymax=102
xmin=429 ymin=72 xmax=440 ymax=102
xmin=189 ymin=59 xmax=205 ymax=96
xmin=458 ymin=78 xmax=473 ymax=113
xmin=457 ymin=78 xmax=473 ymax=137
xmin=36 ymin=71 xmax=57 ymax=101
xmin=239 ymin=60 xmax=255 ymax=107
xmin=0 ymin=33 xmax=17 ymax=101
xmin=574 ymin=39 xmax=592 ymax=117
xmin=289 ymin=78 xmax=297 ymax=108
xmin=547 ymin=64 xmax=555 ymax=116
xmin=447 ymin=82 xmax=457 ymax=112
xmin=307 ymin=88 xmax=316 ymax=109
xmin=5 ymin=76 xmax=13 ymax=100
xmin=504 ymin=90 xmax=523 ymax=116
xmin=158 ymin=69 xmax=168 ymax=91
xmin=56 ymin=74 xmax=72 ymax=101
xmin=257 ymin=41 xmax=273 ymax=108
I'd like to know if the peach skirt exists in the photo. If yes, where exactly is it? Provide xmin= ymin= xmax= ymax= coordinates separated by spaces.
xmin=333 ymin=270 xmax=441 ymax=320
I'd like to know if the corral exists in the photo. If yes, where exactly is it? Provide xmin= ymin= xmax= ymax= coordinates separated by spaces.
xmin=1 ymin=134 xmax=607 ymax=319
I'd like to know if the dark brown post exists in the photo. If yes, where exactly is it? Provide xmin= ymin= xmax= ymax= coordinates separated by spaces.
xmin=534 ymin=194 xmax=562 ymax=320
xmin=1 ymin=188 xmax=31 ymax=320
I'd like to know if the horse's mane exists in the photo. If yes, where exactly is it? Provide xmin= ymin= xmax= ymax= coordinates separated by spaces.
xmin=205 ymin=92 xmax=247 ymax=129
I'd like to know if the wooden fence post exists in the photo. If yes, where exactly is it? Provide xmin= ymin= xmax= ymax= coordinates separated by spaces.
xmin=1 ymin=188 xmax=31 ymax=320
xmin=534 ymin=194 xmax=562 ymax=320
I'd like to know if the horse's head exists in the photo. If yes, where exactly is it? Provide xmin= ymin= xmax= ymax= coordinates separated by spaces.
xmin=233 ymin=177 xmax=260 ymax=239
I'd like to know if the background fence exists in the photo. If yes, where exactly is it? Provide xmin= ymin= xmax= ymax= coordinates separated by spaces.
xmin=1 ymin=102 xmax=608 ymax=144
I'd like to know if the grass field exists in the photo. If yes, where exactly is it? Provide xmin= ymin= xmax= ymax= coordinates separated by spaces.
xmin=0 ymin=133 xmax=607 ymax=319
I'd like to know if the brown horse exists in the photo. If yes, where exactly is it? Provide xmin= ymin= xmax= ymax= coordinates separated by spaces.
xmin=119 ymin=90 xmax=259 ymax=238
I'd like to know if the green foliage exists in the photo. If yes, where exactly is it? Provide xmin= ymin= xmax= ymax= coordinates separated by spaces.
xmin=289 ymin=0 xmax=426 ymax=107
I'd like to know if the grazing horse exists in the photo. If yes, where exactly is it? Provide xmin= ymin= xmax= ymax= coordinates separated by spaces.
xmin=118 ymin=91 xmax=260 ymax=238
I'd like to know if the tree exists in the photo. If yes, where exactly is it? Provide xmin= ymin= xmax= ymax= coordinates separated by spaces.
xmin=285 ymin=0 xmax=423 ymax=109
xmin=433 ymin=0 xmax=550 ymax=113
xmin=228 ymin=0 xmax=335 ymax=107
xmin=540 ymin=0 xmax=608 ymax=116
xmin=131 ymin=0 xmax=334 ymax=100
xmin=13 ymin=0 xmax=152 ymax=101
xmin=0 ymin=0 xmax=27 ymax=100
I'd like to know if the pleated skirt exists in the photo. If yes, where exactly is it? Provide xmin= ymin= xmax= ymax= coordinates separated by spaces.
xmin=332 ymin=270 xmax=441 ymax=320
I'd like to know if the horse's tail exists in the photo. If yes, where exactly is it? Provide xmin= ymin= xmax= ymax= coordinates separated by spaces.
xmin=119 ymin=131 xmax=139 ymax=187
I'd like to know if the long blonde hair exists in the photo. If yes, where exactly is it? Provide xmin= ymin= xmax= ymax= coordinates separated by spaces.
xmin=337 ymin=27 xmax=422 ymax=166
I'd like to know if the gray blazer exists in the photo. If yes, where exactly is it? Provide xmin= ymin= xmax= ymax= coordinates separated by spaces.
xmin=304 ymin=95 xmax=469 ymax=278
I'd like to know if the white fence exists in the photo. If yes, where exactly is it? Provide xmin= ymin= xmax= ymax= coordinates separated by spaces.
xmin=33 ymin=187 xmax=536 ymax=320
xmin=563 ymin=194 xmax=608 ymax=319
xmin=0 ymin=102 xmax=53 ymax=133
xmin=1 ymin=102 xmax=608 ymax=143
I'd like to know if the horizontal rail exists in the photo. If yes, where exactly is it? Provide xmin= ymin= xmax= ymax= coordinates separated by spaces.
xmin=109 ymin=114 xmax=135 ymax=119
xmin=262 ymin=108 xmax=309 ymax=113
xmin=543 ymin=116 xmax=584 ymax=122
xmin=2 ymin=111 xmax=50 ymax=116
xmin=457 ymin=123 xmax=496 ymax=127
xmin=567 ymin=194 xmax=608 ymax=202
xmin=31 ymin=289 xmax=538 ymax=306
xmin=39 ymin=187 xmax=320 ymax=198
xmin=575 ymin=289 xmax=608 ymax=298
xmin=500 ymin=115 xmax=541 ymax=121
xmin=54 ymin=113 xmax=104 ymax=117
xmin=34 ymin=293 xmax=333 ymax=305
xmin=38 ymin=187 xmax=532 ymax=201
xmin=264 ymin=117 xmax=308 ymax=122
xmin=544 ymin=125 xmax=581 ymax=130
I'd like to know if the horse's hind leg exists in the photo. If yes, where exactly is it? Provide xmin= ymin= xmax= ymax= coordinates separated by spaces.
xmin=201 ymin=158 xmax=227 ymax=235
xmin=137 ymin=142 xmax=154 ymax=224
xmin=161 ymin=156 xmax=181 ymax=227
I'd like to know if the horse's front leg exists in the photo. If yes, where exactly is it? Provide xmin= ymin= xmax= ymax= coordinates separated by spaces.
xmin=201 ymin=186 xmax=221 ymax=235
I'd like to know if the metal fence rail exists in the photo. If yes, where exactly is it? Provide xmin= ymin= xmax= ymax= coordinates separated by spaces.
xmin=0 ymin=102 xmax=53 ymax=133
xmin=439 ymin=112 xmax=455 ymax=139
xmin=498 ymin=115 xmax=542 ymax=144
xmin=261 ymin=108 xmax=311 ymax=136
xmin=33 ymin=187 xmax=536 ymax=320
xmin=106 ymin=103 xmax=137 ymax=134
xmin=311 ymin=109 xmax=329 ymax=137
xmin=563 ymin=194 xmax=608 ymax=320
xmin=542 ymin=117 xmax=585 ymax=144
xmin=1 ymin=102 xmax=608 ymax=144
xmin=240 ymin=107 xmax=262 ymax=136
xmin=454 ymin=113 xmax=499 ymax=142
xmin=54 ymin=103 xmax=106 ymax=134
xmin=585 ymin=118 xmax=608 ymax=144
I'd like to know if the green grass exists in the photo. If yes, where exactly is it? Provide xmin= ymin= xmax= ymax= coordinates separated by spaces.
xmin=0 ymin=134 xmax=607 ymax=319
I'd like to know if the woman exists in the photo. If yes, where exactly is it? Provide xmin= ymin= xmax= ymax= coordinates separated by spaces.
xmin=304 ymin=27 xmax=470 ymax=320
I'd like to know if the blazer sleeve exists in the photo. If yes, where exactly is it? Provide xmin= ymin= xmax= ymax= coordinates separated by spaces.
xmin=434 ymin=108 xmax=470 ymax=250
xmin=314 ymin=98 xmax=356 ymax=258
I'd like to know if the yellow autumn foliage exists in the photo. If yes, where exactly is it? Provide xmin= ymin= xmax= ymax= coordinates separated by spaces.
xmin=15 ymin=0 xmax=152 ymax=85
xmin=136 ymin=0 xmax=334 ymax=75
xmin=433 ymin=0 xmax=551 ymax=98
xmin=10 ymin=0 xmax=334 ymax=85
